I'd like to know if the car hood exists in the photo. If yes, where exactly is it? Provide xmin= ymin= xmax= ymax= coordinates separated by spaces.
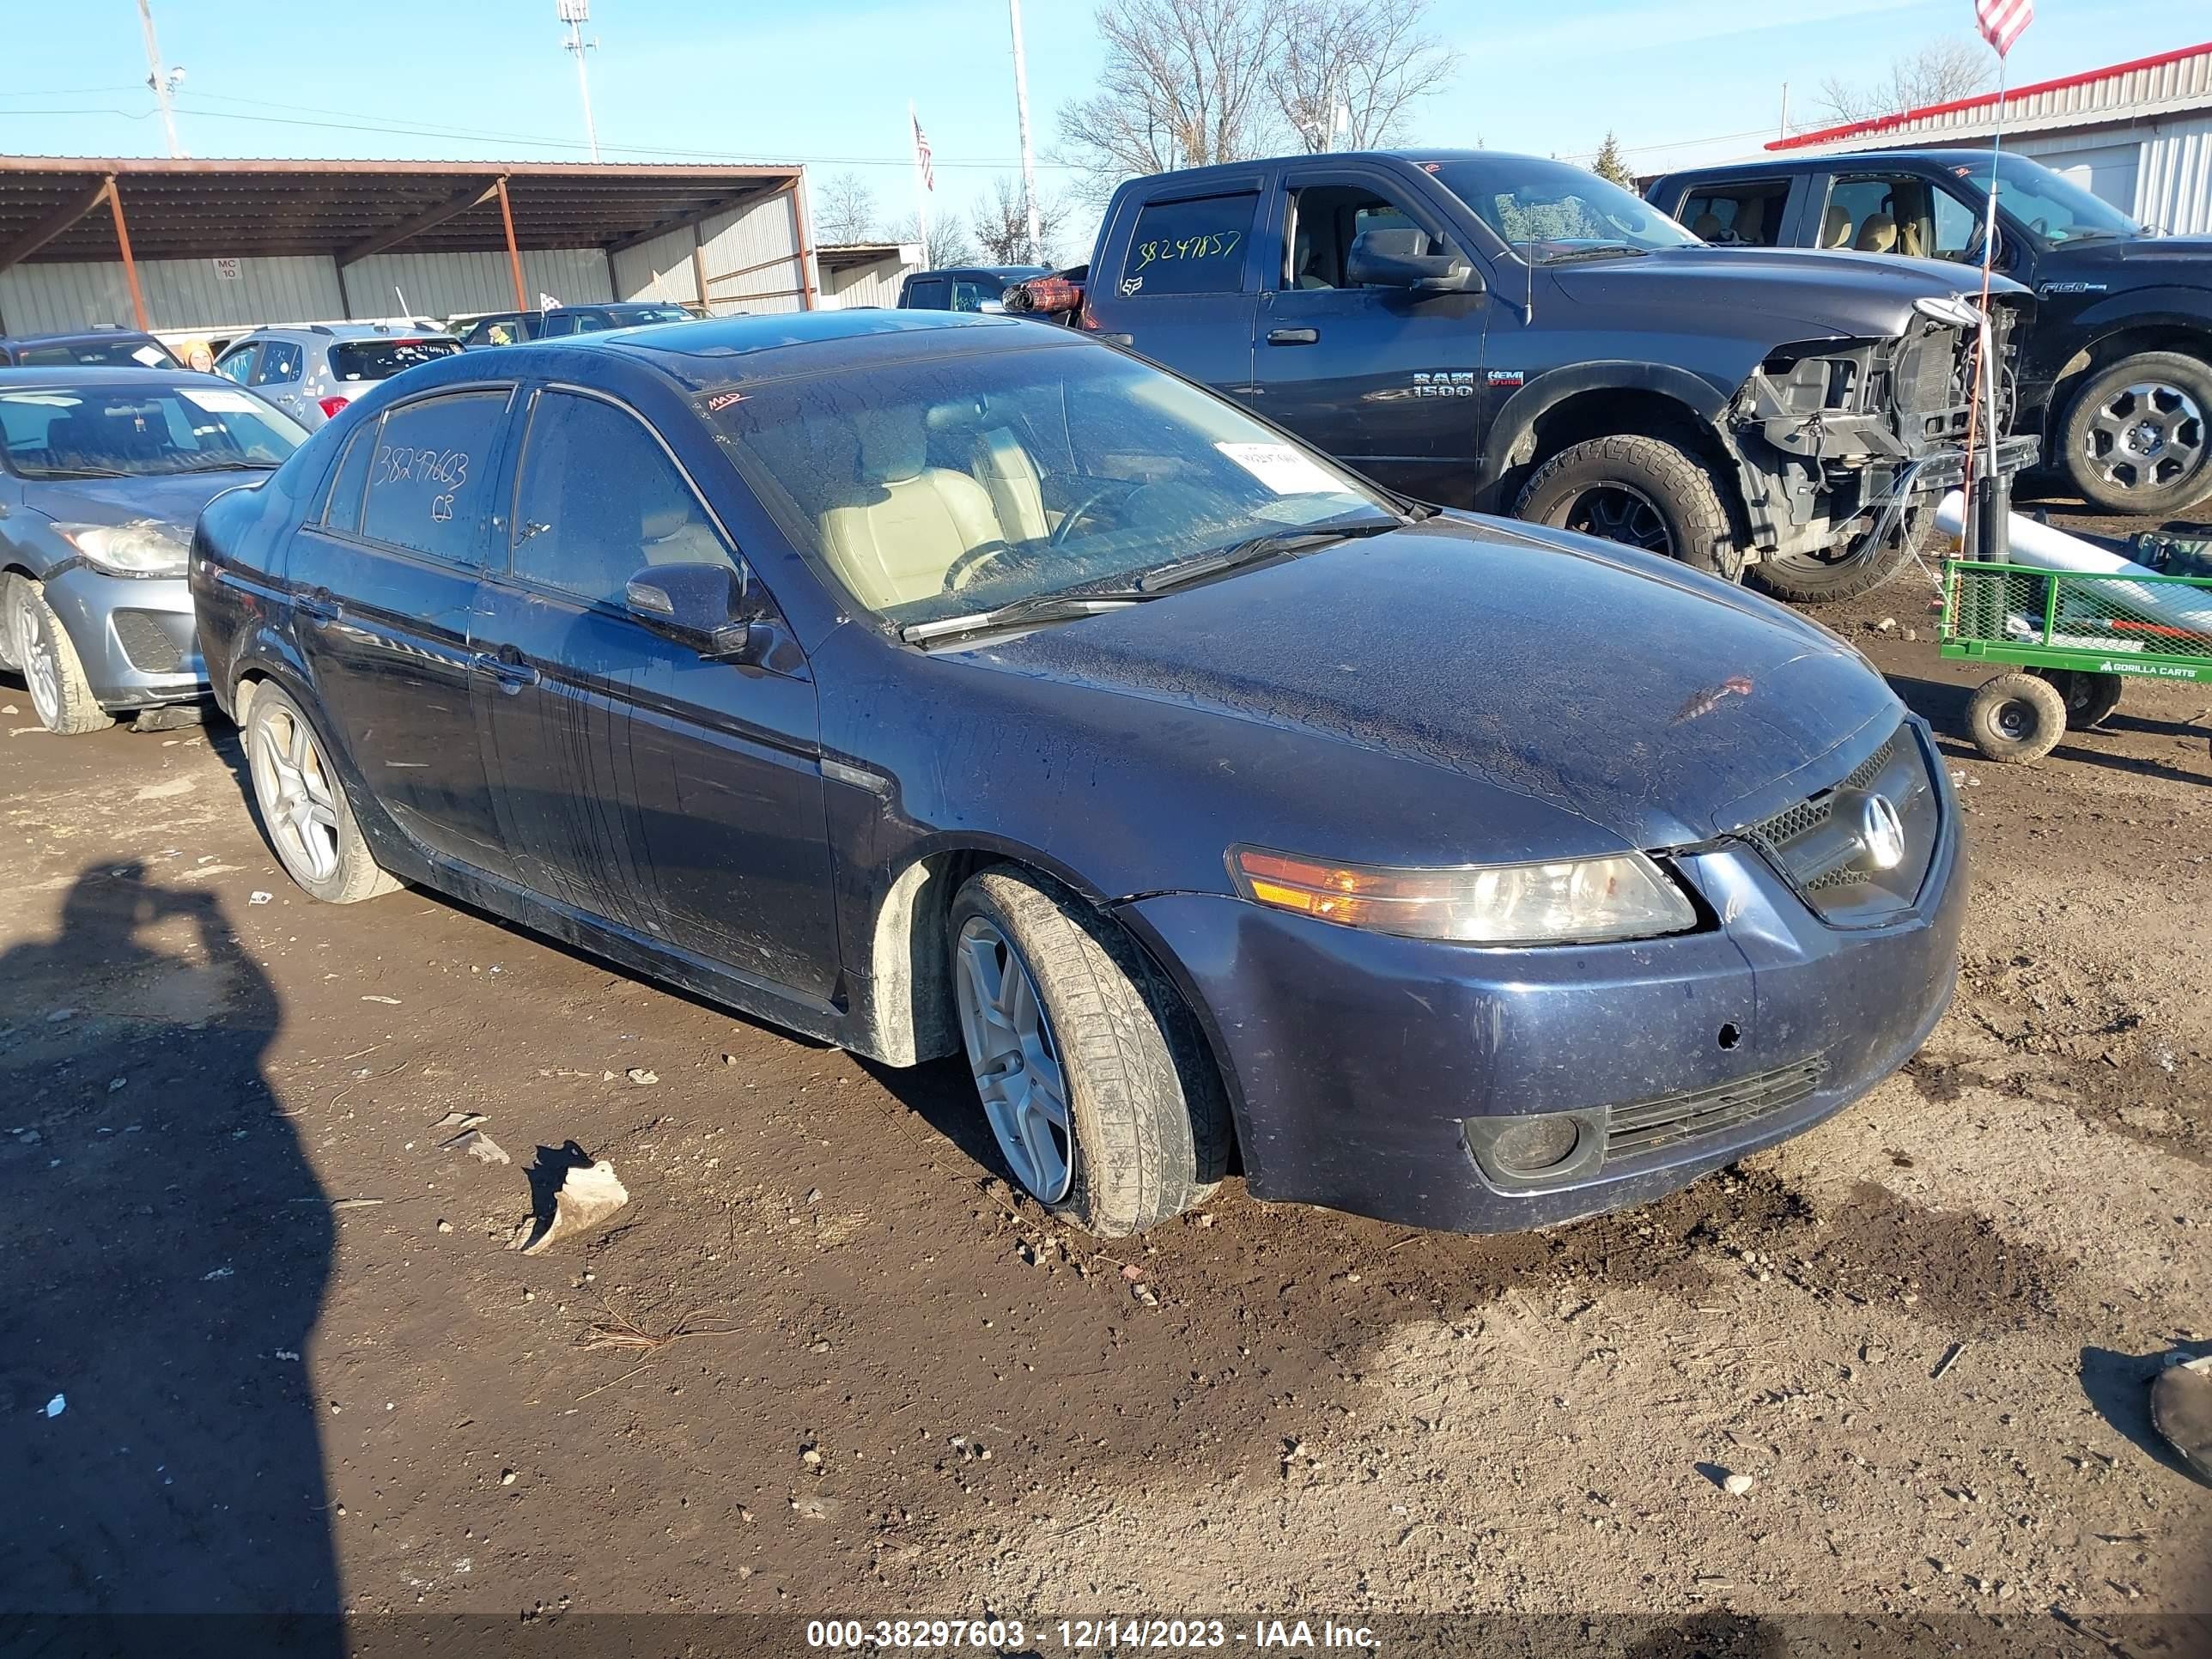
xmin=969 ymin=517 xmax=1903 ymax=849
xmin=2036 ymin=234 xmax=2212 ymax=286
xmin=1553 ymin=246 xmax=2031 ymax=338
xmin=21 ymin=471 xmax=261 ymax=538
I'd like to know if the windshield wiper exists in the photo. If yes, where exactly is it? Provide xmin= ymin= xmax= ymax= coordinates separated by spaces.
xmin=1133 ymin=514 xmax=1400 ymax=592
xmin=900 ymin=590 xmax=1154 ymax=646
xmin=1541 ymin=243 xmax=1651 ymax=264
xmin=162 ymin=458 xmax=281 ymax=472
xmin=24 ymin=465 xmax=135 ymax=479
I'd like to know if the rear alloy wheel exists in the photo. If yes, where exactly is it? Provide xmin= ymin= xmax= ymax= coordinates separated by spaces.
xmin=5 ymin=574 xmax=111 ymax=735
xmin=1515 ymin=434 xmax=1741 ymax=581
xmin=2062 ymin=351 xmax=2212 ymax=516
xmin=949 ymin=866 xmax=1230 ymax=1237
xmin=244 ymin=682 xmax=397 ymax=903
xmin=1965 ymin=671 xmax=2069 ymax=763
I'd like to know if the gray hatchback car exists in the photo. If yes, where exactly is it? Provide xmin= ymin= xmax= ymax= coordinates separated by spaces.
xmin=213 ymin=323 xmax=461 ymax=428
xmin=0 ymin=368 xmax=307 ymax=733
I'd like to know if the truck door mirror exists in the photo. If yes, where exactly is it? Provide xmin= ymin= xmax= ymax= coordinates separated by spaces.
xmin=1346 ymin=228 xmax=1483 ymax=295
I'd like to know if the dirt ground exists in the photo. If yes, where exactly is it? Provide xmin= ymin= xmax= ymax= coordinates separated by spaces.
xmin=2 ymin=504 xmax=2207 ymax=1653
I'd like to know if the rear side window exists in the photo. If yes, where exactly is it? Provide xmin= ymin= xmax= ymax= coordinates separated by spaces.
xmin=361 ymin=390 xmax=507 ymax=566
xmin=1679 ymin=179 xmax=1790 ymax=247
xmin=321 ymin=422 xmax=376 ymax=534
xmin=902 ymin=278 xmax=949 ymax=309
xmin=216 ymin=346 xmax=257 ymax=384
xmin=1119 ymin=192 xmax=1259 ymax=296
xmin=507 ymin=390 xmax=732 ymax=605
xmin=252 ymin=341 xmax=304 ymax=386
xmin=330 ymin=338 xmax=462 ymax=383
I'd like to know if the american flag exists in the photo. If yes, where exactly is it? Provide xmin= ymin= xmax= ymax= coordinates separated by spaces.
xmin=1975 ymin=0 xmax=2032 ymax=57
xmin=912 ymin=109 xmax=934 ymax=192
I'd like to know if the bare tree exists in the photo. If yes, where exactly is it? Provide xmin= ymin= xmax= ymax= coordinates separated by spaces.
xmin=1273 ymin=0 xmax=1457 ymax=153
xmin=815 ymin=170 xmax=882 ymax=245
xmin=894 ymin=212 xmax=979 ymax=270
xmin=1589 ymin=131 xmax=1634 ymax=190
xmin=971 ymin=174 xmax=1070 ymax=265
xmin=1053 ymin=0 xmax=1291 ymax=205
xmin=1814 ymin=37 xmax=1991 ymax=125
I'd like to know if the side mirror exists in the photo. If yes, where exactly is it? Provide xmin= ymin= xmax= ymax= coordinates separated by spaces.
xmin=1345 ymin=228 xmax=1483 ymax=295
xmin=624 ymin=562 xmax=761 ymax=661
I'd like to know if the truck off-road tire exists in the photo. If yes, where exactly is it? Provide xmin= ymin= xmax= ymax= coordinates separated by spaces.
xmin=2033 ymin=666 xmax=2125 ymax=731
xmin=1965 ymin=672 xmax=2069 ymax=763
xmin=949 ymin=866 xmax=1231 ymax=1237
xmin=1745 ymin=513 xmax=1917 ymax=605
xmin=2060 ymin=350 xmax=2212 ymax=516
xmin=1515 ymin=435 xmax=1741 ymax=580
xmin=243 ymin=680 xmax=398 ymax=904
xmin=6 ymin=574 xmax=112 ymax=735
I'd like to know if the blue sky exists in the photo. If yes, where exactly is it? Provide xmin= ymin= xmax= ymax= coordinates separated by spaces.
xmin=0 ymin=0 xmax=2193 ymax=259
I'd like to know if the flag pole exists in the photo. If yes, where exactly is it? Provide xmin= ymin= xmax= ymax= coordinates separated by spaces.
xmin=1961 ymin=46 xmax=2010 ymax=559
xmin=910 ymin=101 xmax=931 ymax=261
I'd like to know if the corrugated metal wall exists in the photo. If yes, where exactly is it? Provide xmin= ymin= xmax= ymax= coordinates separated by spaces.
xmin=0 ymin=253 xmax=342 ymax=335
xmin=342 ymin=246 xmax=611 ymax=319
xmin=611 ymin=225 xmax=702 ymax=307
xmin=608 ymin=188 xmax=815 ymax=315
xmin=822 ymin=259 xmax=915 ymax=309
xmin=2137 ymin=114 xmax=2212 ymax=234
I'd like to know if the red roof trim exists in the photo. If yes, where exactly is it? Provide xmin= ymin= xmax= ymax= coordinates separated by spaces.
xmin=1767 ymin=39 xmax=2212 ymax=150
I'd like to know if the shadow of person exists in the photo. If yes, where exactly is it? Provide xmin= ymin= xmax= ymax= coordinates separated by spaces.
xmin=0 ymin=862 xmax=338 ymax=1641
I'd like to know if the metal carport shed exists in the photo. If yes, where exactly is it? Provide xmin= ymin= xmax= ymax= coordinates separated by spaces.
xmin=0 ymin=156 xmax=819 ymax=335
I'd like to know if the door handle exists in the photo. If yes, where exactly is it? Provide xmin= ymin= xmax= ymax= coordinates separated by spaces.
xmin=1267 ymin=327 xmax=1319 ymax=346
xmin=471 ymin=652 xmax=538 ymax=692
xmin=298 ymin=588 xmax=340 ymax=625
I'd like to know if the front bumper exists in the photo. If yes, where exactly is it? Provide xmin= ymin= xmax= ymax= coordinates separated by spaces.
xmin=1909 ymin=432 xmax=2040 ymax=491
xmin=40 ymin=564 xmax=206 ymax=709
xmin=1117 ymin=720 xmax=1966 ymax=1233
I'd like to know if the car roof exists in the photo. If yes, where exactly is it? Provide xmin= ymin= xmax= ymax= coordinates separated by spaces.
xmin=242 ymin=322 xmax=456 ymax=342
xmin=0 ymin=365 xmax=210 ymax=390
xmin=0 ymin=327 xmax=161 ymax=346
xmin=442 ymin=307 xmax=1073 ymax=393
xmin=1662 ymin=149 xmax=2002 ymax=179
xmin=909 ymin=265 xmax=1048 ymax=280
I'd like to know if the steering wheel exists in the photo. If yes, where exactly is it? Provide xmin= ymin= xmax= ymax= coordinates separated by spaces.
xmin=1048 ymin=480 xmax=1136 ymax=548
xmin=942 ymin=538 xmax=1023 ymax=592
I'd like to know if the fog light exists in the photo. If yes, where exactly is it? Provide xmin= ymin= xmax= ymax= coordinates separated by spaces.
xmin=1487 ymin=1114 xmax=1582 ymax=1175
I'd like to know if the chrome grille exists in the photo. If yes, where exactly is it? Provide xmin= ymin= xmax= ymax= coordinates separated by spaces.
xmin=1607 ymin=1057 xmax=1828 ymax=1158
xmin=1742 ymin=723 xmax=1938 ymax=926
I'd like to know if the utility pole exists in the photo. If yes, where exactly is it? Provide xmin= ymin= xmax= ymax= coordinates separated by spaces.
xmin=558 ymin=0 xmax=601 ymax=164
xmin=136 ymin=0 xmax=183 ymax=158
xmin=1007 ymin=0 xmax=1042 ymax=263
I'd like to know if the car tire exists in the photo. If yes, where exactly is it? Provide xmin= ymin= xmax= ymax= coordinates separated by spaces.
xmin=949 ymin=866 xmax=1231 ymax=1237
xmin=5 ymin=574 xmax=112 ymax=736
xmin=1745 ymin=507 xmax=1919 ymax=605
xmin=243 ymin=681 xmax=398 ymax=904
xmin=1515 ymin=434 xmax=1741 ymax=581
xmin=1965 ymin=671 xmax=2069 ymax=763
xmin=2060 ymin=350 xmax=2212 ymax=516
xmin=2033 ymin=666 xmax=2124 ymax=731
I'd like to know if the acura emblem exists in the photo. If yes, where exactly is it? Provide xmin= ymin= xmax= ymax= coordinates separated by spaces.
xmin=1859 ymin=793 xmax=1906 ymax=872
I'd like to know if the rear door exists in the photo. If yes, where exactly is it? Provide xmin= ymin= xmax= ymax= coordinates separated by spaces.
xmin=248 ymin=338 xmax=312 ymax=426
xmin=469 ymin=381 xmax=839 ymax=996
xmin=1088 ymin=183 xmax=1263 ymax=397
xmin=289 ymin=386 xmax=518 ymax=877
xmin=1669 ymin=174 xmax=1805 ymax=248
xmin=1249 ymin=162 xmax=1486 ymax=495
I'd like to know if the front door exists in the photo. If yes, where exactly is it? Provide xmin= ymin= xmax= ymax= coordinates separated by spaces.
xmin=292 ymin=387 xmax=516 ymax=875
xmin=1249 ymin=167 xmax=1487 ymax=500
xmin=471 ymin=384 xmax=839 ymax=998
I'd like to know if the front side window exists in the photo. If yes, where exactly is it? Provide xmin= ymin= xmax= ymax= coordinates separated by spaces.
xmin=322 ymin=423 xmax=376 ymax=534
xmin=1279 ymin=183 xmax=1443 ymax=290
xmin=359 ymin=390 xmax=507 ymax=565
xmin=0 ymin=383 xmax=306 ymax=479
xmin=1825 ymin=176 xmax=1978 ymax=259
xmin=508 ymin=390 xmax=731 ymax=605
xmin=1424 ymin=156 xmax=1698 ymax=262
xmin=711 ymin=339 xmax=1395 ymax=627
xmin=1118 ymin=192 xmax=1260 ymax=296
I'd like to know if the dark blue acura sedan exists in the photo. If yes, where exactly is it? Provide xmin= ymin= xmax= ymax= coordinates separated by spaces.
xmin=191 ymin=310 xmax=1963 ymax=1237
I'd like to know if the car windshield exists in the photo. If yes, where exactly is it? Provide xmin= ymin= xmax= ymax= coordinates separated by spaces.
xmin=710 ymin=342 xmax=1400 ymax=630
xmin=14 ymin=337 xmax=181 ymax=370
xmin=329 ymin=337 xmax=461 ymax=381
xmin=616 ymin=306 xmax=693 ymax=325
xmin=1947 ymin=153 xmax=2142 ymax=244
xmin=1423 ymin=156 xmax=1700 ymax=262
xmin=0 ymin=383 xmax=307 ymax=479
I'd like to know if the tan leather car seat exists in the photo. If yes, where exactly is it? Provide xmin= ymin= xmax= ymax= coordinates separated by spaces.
xmin=1855 ymin=213 xmax=1897 ymax=252
xmin=1735 ymin=196 xmax=1767 ymax=245
xmin=1690 ymin=211 xmax=1724 ymax=240
xmin=1820 ymin=206 xmax=1854 ymax=248
xmin=973 ymin=427 xmax=1050 ymax=544
xmin=819 ymin=407 xmax=1008 ymax=610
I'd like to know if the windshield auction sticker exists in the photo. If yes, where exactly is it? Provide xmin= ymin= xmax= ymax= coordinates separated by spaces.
xmin=1215 ymin=442 xmax=1344 ymax=495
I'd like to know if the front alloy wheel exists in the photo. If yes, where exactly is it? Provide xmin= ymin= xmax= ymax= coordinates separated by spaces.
xmin=954 ymin=914 xmax=1074 ymax=1201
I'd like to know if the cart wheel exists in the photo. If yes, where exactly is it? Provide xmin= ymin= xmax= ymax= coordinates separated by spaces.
xmin=2033 ymin=667 xmax=2124 ymax=731
xmin=1966 ymin=672 xmax=2069 ymax=763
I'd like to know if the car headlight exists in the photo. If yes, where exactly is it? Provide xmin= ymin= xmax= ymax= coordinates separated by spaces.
xmin=55 ymin=520 xmax=189 ymax=577
xmin=1229 ymin=846 xmax=1697 ymax=945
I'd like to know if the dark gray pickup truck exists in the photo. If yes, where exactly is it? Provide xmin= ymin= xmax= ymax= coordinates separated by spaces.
xmin=1014 ymin=149 xmax=2039 ymax=601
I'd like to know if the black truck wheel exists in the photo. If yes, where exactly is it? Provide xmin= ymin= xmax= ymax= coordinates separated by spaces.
xmin=1965 ymin=672 xmax=2068 ymax=763
xmin=1514 ymin=435 xmax=1741 ymax=581
xmin=2061 ymin=351 xmax=2212 ymax=516
xmin=2033 ymin=666 xmax=2124 ymax=730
